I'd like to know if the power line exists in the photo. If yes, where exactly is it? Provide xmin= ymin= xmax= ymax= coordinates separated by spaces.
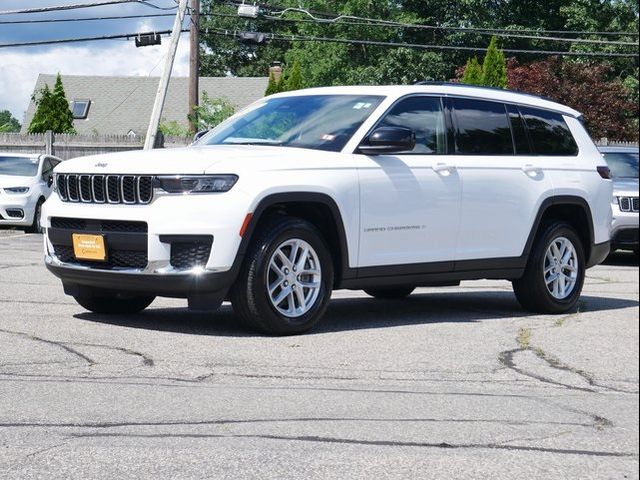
xmin=0 ymin=13 xmax=175 ymax=25
xmin=0 ymin=25 xmax=637 ymax=58
xmin=0 ymin=0 xmax=176 ymax=16
xmin=205 ymin=28 xmax=640 ymax=58
xmin=0 ymin=29 xmax=186 ymax=48
xmin=258 ymin=14 xmax=639 ymax=46
xmin=221 ymin=1 xmax=640 ymax=38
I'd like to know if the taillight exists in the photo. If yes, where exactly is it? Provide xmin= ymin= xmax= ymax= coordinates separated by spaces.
xmin=597 ymin=166 xmax=612 ymax=179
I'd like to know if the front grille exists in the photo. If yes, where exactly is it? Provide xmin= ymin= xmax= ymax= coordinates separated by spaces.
xmin=49 ymin=217 xmax=148 ymax=270
xmin=619 ymin=196 xmax=639 ymax=213
xmin=53 ymin=245 xmax=148 ymax=269
xmin=51 ymin=217 xmax=147 ymax=233
xmin=170 ymin=242 xmax=212 ymax=269
xmin=56 ymin=174 xmax=154 ymax=205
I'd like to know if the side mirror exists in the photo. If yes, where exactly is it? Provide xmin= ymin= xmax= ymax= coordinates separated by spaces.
xmin=192 ymin=129 xmax=209 ymax=144
xmin=358 ymin=126 xmax=416 ymax=155
xmin=47 ymin=175 xmax=53 ymax=188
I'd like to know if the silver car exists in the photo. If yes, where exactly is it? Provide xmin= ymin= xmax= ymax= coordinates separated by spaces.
xmin=599 ymin=146 xmax=639 ymax=256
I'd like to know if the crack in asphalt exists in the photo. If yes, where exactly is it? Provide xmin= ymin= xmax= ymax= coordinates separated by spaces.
xmin=0 ymin=329 xmax=95 ymax=365
xmin=67 ymin=432 xmax=638 ymax=458
xmin=0 ymin=416 xmax=596 ymax=429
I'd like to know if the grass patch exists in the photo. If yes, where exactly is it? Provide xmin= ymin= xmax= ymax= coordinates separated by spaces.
xmin=517 ymin=327 xmax=531 ymax=349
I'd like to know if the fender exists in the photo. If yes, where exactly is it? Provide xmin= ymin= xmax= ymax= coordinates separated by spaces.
xmin=234 ymin=192 xmax=355 ymax=286
xmin=521 ymin=195 xmax=595 ymax=259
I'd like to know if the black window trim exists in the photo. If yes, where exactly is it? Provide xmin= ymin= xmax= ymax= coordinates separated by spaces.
xmin=353 ymin=92 xmax=580 ymax=157
xmin=354 ymin=93 xmax=450 ymax=156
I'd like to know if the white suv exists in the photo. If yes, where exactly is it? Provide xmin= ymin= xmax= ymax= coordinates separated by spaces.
xmin=43 ymin=84 xmax=613 ymax=335
xmin=1 ymin=153 xmax=62 ymax=233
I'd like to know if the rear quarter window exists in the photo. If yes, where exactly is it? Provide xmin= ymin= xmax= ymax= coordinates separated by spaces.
xmin=519 ymin=107 xmax=578 ymax=156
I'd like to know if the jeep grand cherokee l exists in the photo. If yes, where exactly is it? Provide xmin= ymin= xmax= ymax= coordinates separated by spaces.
xmin=43 ymin=84 xmax=613 ymax=335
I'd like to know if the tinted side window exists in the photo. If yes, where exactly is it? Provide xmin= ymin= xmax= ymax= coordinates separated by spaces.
xmin=452 ymin=99 xmax=513 ymax=155
xmin=41 ymin=159 xmax=53 ymax=177
xmin=506 ymin=104 xmax=531 ymax=155
xmin=378 ymin=96 xmax=446 ymax=154
xmin=519 ymin=107 xmax=578 ymax=156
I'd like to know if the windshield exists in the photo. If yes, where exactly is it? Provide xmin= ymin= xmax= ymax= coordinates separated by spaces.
xmin=200 ymin=94 xmax=384 ymax=152
xmin=603 ymin=151 xmax=639 ymax=179
xmin=0 ymin=156 xmax=39 ymax=177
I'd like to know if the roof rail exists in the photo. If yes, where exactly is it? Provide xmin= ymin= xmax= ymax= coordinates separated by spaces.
xmin=413 ymin=80 xmax=557 ymax=105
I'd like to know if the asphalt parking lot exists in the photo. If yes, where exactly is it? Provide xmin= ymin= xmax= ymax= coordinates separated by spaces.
xmin=0 ymin=229 xmax=638 ymax=479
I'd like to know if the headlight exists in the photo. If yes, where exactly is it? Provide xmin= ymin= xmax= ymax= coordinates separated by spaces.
xmin=155 ymin=175 xmax=238 ymax=194
xmin=4 ymin=187 xmax=30 ymax=194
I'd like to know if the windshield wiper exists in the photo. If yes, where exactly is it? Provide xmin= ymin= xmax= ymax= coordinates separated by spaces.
xmin=224 ymin=141 xmax=285 ymax=146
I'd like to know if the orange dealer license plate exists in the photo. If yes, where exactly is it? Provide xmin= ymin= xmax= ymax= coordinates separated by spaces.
xmin=72 ymin=234 xmax=107 ymax=262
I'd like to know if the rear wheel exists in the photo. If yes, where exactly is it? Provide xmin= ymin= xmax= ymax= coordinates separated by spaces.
xmin=74 ymin=291 xmax=155 ymax=314
xmin=230 ymin=216 xmax=334 ymax=335
xmin=513 ymin=221 xmax=585 ymax=314
xmin=364 ymin=287 xmax=415 ymax=299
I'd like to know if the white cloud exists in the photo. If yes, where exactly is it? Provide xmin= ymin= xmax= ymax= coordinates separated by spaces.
xmin=0 ymin=34 xmax=189 ymax=123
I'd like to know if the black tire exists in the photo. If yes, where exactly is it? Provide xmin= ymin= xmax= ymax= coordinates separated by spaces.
xmin=25 ymin=199 xmax=44 ymax=234
xmin=512 ymin=221 xmax=585 ymax=314
xmin=74 ymin=291 xmax=155 ymax=314
xmin=229 ymin=216 xmax=334 ymax=335
xmin=364 ymin=287 xmax=415 ymax=299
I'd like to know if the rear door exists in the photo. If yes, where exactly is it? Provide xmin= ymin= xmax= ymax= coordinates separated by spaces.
xmin=356 ymin=95 xmax=462 ymax=268
xmin=450 ymin=98 xmax=555 ymax=262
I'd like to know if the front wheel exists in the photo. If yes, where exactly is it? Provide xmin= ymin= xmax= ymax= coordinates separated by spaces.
xmin=74 ymin=291 xmax=155 ymax=314
xmin=230 ymin=216 xmax=334 ymax=335
xmin=513 ymin=221 xmax=585 ymax=314
xmin=25 ymin=199 xmax=44 ymax=234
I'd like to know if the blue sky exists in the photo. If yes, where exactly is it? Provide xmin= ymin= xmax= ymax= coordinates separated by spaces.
xmin=0 ymin=0 xmax=190 ymax=123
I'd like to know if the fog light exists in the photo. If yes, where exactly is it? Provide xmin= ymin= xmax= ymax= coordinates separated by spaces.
xmin=6 ymin=209 xmax=24 ymax=218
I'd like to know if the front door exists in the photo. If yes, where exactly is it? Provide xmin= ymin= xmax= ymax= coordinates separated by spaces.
xmin=355 ymin=95 xmax=462 ymax=269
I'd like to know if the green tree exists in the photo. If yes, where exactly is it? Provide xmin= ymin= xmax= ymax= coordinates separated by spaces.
xmin=265 ymin=72 xmax=280 ymax=96
xmin=461 ymin=57 xmax=483 ymax=85
xmin=190 ymin=91 xmax=236 ymax=130
xmin=28 ymin=74 xmax=75 ymax=134
xmin=159 ymin=119 xmax=189 ymax=137
xmin=0 ymin=110 xmax=21 ymax=132
xmin=481 ymin=37 xmax=507 ymax=88
xmin=284 ymin=60 xmax=304 ymax=91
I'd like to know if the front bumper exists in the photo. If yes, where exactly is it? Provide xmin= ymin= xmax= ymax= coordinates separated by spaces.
xmin=0 ymin=195 xmax=36 ymax=226
xmin=45 ymin=255 xmax=238 ymax=310
xmin=611 ymin=206 xmax=639 ymax=251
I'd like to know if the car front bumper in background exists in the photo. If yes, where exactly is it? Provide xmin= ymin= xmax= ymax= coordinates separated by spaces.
xmin=611 ymin=206 xmax=639 ymax=251
xmin=0 ymin=194 xmax=37 ymax=226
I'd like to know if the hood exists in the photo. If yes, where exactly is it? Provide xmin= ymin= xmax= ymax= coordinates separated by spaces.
xmin=54 ymin=145 xmax=342 ymax=175
xmin=0 ymin=174 xmax=37 ymax=189
xmin=613 ymin=178 xmax=639 ymax=197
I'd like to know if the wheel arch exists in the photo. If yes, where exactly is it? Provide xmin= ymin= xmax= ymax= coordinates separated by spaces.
xmin=236 ymin=192 xmax=353 ymax=287
xmin=523 ymin=195 xmax=595 ymax=263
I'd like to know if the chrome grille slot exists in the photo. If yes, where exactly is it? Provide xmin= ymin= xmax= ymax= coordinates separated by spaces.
xmin=79 ymin=175 xmax=92 ymax=202
xmin=56 ymin=174 xmax=155 ymax=204
xmin=121 ymin=176 xmax=137 ymax=204
xmin=106 ymin=175 xmax=121 ymax=203
xmin=137 ymin=176 xmax=153 ymax=204
xmin=67 ymin=175 xmax=79 ymax=202
xmin=56 ymin=175 xmax=68 ymax=201
xmin=92 ymin=175 xmax=106 ymax=203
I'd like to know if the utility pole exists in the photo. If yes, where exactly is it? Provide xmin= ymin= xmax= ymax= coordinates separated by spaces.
xmin=188 ymin=0 xmax=200 ymax=134
xmin=144 ymin=0 xmax=188 ymax=150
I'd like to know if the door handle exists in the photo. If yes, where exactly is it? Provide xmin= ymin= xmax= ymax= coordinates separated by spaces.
xmin=433 ymin=163 xmax=456 ymax=175
xmin=522 ymin=164 xmax=541 ymax=177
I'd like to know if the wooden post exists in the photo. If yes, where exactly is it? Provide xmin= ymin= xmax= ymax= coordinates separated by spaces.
xmin=44 ymin=130 xmax=54 ymax=155
xmin=188 ymin=0 xmax=200 ymax=134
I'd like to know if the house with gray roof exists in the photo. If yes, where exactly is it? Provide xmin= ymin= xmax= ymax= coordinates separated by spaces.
xmin=22 ymin=74 xmax=269 ymax=136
